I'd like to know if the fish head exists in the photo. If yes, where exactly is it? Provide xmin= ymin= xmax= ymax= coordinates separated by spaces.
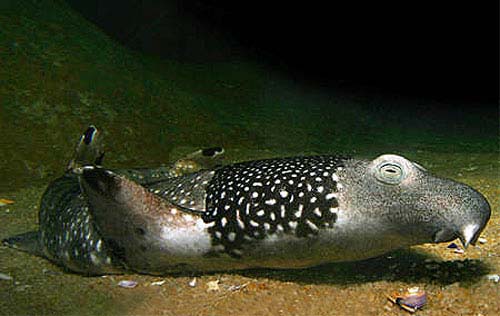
xmin=343 ymin=154 xmax=491 ymax=248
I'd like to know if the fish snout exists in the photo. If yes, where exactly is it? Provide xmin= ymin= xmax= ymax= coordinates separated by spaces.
xmin=457 ymin=191 xmax=491 ymax=248
xmin=431 ymin=182 xmax=491 ymax=248
xmin=451 ymin=186 xmax=490 ymax=248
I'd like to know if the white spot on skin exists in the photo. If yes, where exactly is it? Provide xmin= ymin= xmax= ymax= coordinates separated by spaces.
xmin=265 ymin=199 xmax=277 ymax=205
xmin=329 ymin=207 xmax=338 ymax=213
xmin=221 ymin=217 xmax=228 ymax=227
xmin=237 ymin=218 xmax=245 ymax=229
xmin=256 ymin=209 xmax=265 ymax=216
xmin=307 ymin=183 xmax=312 ymax=191
xmin=277 ymin=224 xmax=284 ymax=231
xmin=325 ymin=193 xmax=337 ymax=200
xmin=337 ymin=183 xmax=344 ymax=190
xmin=295 ymin=204 xmax=304 ymax=218
xmin=252 ymin=182 xmax=263 ymax=187
xmin=317 ymin=186 xmax=324 ymax=193
xmin=310 ymin=196 xmax=317 ymax=203
xmin=90 ymin=252 xmax=100 ymax=264
xmin=313 ymin=207 xmax=322 ymax=217
xmin=224 ymin=205 xmax=231 ymax=210
xmin=215 ymin=231 xmax=222 ymax=238
xmin=305 ymin=219 xmax=319 ymax=231
xmin=264 ymin=223 xmax=271 ymax=230
xmin=252 ymin=192 xmax=259 ymax=198
xmin=250 ymin=220 xmax=259 ymax=227
xmin=280 ymin=205 xmax=286 ymax=218
xmin=279 ymin=190 xmax=289 ymax=198
xmin=228 ymin=232 xmax=236 ymax=242
xmin=288 ymin=221 xmax=298 ymax=229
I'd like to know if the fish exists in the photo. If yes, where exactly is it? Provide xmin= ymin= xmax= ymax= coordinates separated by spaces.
xmin=79 ymin=152 xmax=491 ymax=274
xmin=3 ymin=126 xmax=491 ymax=275
xmin=2 ymin=126 xmax=224 ymax=275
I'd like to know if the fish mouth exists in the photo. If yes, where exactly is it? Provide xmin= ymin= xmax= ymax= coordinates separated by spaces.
xmin=433 ymin=211 xmax=490 ymax=249
xmin=458 ymin=224 xmax=483 ymax=248
xmin=432 ymin=182 xmax=491 ymax=249
xmin=433 ymin=224 xmax=482 ymax=249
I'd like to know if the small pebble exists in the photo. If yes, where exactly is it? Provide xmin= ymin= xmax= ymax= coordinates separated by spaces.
xmin=151 ymin=280 xmax=166 ymax=286
xmin=227 ymin=283 xmax=248 ymax=292
xmin=118 ymin=280 xmax=138 ymax=288
xmin=478 ymin=237 xmax=487 ymax=244
xmin=206 ymin=280 xmax=220 ymax=292
xmin=0 ymin=273 xmax=13 ymax=281
xmin=188 ymin=277 xmax=197 ymax=287
xmin=486 ymin=274 xmax=500 ymax=283
xmin=454 ymin=248 xmax=465 ymax=254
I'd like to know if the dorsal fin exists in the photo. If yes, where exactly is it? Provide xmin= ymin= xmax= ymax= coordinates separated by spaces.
xmin=67 ymin=125 xmax=104 ymax=171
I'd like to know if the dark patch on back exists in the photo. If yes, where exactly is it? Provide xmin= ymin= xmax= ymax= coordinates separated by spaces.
xmin=202 ymin=147 xmax=223 ymax=157
xmin=202 ymin=156 xmax=347 ymax=256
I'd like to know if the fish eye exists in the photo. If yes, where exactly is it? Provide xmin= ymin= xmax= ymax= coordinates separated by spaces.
xmin=376 ymin=162 xmax=405 ymax=184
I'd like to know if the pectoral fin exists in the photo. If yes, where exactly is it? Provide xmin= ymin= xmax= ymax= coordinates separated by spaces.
xmin=2 ymin=231 xmax=43 ymax=257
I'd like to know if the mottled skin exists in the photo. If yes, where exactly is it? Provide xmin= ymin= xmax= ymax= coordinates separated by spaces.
xmin=82 ymin=154 xmax=490 ymax=273
xmin=2 ymin=126 xmax=224 ymax=275
xmin=3 ymin=127 xmax=491 ymax=275
xmin=37 ymin=173 xmax=121 ymax=274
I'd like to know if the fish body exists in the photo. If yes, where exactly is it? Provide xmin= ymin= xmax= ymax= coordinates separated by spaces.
xmin=2 ymin=126 xmax=223 ymax=275
xmin=81 ymin=154 xmax=491 ymax=273
xmin=2 ymin=126 xmax=492 ymax=275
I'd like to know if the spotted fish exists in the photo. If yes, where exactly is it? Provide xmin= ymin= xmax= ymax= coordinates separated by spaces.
xmin=81 ymin=152 xmax=491 ymax=273
xmin=2 ymin=126 xmax=224 ymax=275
